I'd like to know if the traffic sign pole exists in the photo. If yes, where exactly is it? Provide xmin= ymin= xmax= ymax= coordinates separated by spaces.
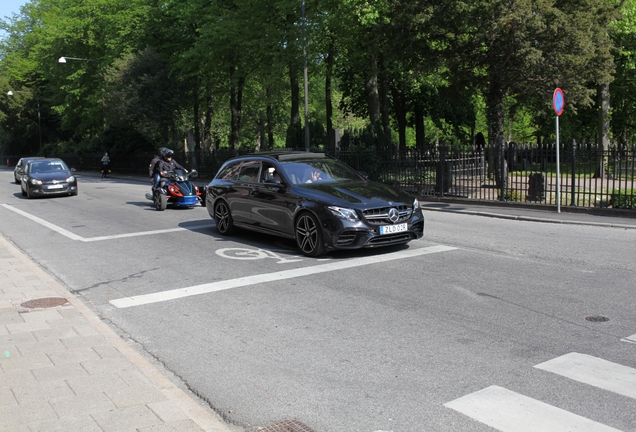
xmin=553 ymin=88 xmax=564 ymax=214
xmin=556 ymin=116 xmax=561 ymax=213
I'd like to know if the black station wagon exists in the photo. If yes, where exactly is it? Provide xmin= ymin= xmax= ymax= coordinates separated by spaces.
xmin=206 ymin=152 xmax=424 ymax=257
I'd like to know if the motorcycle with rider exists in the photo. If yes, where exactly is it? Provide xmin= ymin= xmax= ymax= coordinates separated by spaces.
xmin=146 ymin=147 xmax=205 ymax=211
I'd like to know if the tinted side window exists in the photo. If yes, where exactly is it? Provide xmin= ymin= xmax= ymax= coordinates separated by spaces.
xmin=237 ymin=161 xmax=260 ymax=183
xmin=217 ymin=162 xmax=241 ymax=180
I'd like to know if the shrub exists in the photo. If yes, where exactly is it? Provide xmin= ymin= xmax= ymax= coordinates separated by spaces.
xmin=612 ymin=189 xmax=635 ymax=209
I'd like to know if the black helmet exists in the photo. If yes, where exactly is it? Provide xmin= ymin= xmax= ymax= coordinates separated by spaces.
xmin=157 ymin=147 xmax=169 ymax=158
xmin=159 ymin=147 xmax=174 ymax=160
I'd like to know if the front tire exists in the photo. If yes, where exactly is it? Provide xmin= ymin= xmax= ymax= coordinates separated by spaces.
xmin=154 ymin=190 xmax=167 ymax=211
xmin=21 ymin=186 xmax=26 ymax=196
xmin=295 ymin=212 xmax=325 ymax=257
xmin=214 ymin=200 xmax=235 ymax=235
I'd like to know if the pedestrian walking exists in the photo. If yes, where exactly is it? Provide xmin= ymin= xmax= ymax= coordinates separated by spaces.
xmin=101 ymin=152 xmax=110 ymax=178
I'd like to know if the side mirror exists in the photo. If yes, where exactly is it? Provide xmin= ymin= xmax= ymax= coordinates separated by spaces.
xmin=71 ymin=168 xmax=76 ymax=172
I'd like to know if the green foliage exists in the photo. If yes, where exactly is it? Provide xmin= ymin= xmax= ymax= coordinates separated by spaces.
xmin=612 ymin=189 xmax=635 ymax=209
xmin=0 ymin=0 xmax=635 ymax=158
xmin=104 ymin=47 xmax=183 ymax=146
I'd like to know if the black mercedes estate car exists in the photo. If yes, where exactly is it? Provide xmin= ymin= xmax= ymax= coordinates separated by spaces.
xmin=205 ymin=152 xmax=424 ymax=257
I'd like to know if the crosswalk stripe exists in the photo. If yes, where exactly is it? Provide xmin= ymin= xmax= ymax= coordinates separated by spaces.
xmin=622 ymin=333 xmax=636 ymax=344
xmin=534 ymin=352 xmax=636 ymax=400
xmin=444 ymin=385 xmax=621 ymax=432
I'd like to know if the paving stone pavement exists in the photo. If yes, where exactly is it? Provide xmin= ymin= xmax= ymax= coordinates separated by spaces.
xmin=0 ymin=234 xmax=233 ymax=432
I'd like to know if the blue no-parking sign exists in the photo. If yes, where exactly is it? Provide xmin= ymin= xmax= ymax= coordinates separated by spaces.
xmin=553 ymin=88 xmax=564 ymax=116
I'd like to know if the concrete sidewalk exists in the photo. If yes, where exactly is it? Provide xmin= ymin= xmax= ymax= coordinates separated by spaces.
xmin=0 ymin=234 xmax=233 ymax=432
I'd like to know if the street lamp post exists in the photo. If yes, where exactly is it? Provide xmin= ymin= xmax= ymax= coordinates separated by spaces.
xmin=7 ymin=90 xmax=42 ymax=155
xmin=58 ymin=56 xmax=106 ymax=131
xmin=302 ymin=0 xmax=310 ymax=152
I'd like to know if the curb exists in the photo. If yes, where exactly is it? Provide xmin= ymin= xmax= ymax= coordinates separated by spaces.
xmin=421 ymin=206 xmax=636 ymax=230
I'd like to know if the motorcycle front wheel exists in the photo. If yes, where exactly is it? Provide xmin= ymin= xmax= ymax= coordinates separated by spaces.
xmin=154 ymin=190 xmax=167 ymax=211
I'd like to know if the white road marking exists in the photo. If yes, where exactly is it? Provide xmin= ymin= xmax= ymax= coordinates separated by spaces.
xmin=82 ymin=224 xmax=213 ymax=242
xmin=444 ymin=385 xmax=621 ymax=432
xmin=109 ymin=245 xmax=457 ymax=308
xmin=534 ymin=352 xmax=636 ymax=399
xmin=0 ymin=203 xmax=212 ymax=242
xmin=1 ymin=203 xmax=84 ymax=241
xmin=621 ymin=333 xmax=636 ymax=344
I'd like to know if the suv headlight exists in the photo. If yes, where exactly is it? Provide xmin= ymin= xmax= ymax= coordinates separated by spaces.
xmin=413 ymin=198 xmax=420 ymax=210
xmin=30 ymin=178 xmax=42 ymax=185
xmin=327 ymin=206 xmax=359 ymax=221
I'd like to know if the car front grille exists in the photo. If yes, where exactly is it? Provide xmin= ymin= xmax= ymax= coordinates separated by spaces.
xmin=367 ymin=232 xmax=415 ymax=246
xmin=362 ymin=205 xmax=412 ymax=225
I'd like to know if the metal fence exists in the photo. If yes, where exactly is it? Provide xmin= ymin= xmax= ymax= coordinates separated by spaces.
xmin=331 ymin=143 xmax=636 ymax=210
xmin=5 ymin=142 xmax=635 ymax=210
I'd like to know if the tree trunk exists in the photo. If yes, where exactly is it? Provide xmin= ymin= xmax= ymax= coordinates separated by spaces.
xmin=229 ymin=66 xmax=244 ymax=153
xmin=266 ymin=98 xmax=274 ymax=150
xmin=287 ymin=64 xmax=301 ymax=148
xmin=325 ymin=43 xmax=334 ymax=152
xmin=595 ymin=83 xmax=610 ymax=178
xmin=193 ymin=89 xmax=200 ymax=152
xmin=365 ymin=48 xmax=380 ymax=125
xmin=486 ymin=73 xmax=505 ymax=179
xmin=379 ymin=53 xmax=391 ymax=136
xmin=390 ymin=87 xmax=407 ymax=152
xmin=203 ymin=92 xmax=212 ymax=153
xmin=414 ymin=102 xmax=425 ymax=150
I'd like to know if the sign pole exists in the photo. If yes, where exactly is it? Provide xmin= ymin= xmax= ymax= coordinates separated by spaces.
xmin=556 ymin=116 xmax=561 ymax=213
xmin=553 ymin=88 xmax=564 ymax=214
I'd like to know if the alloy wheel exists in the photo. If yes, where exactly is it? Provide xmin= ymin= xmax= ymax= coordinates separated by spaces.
xmin=295 ymin=212 xmax=325 ymax=257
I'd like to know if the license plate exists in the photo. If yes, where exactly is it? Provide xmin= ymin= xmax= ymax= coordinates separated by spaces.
xmin=47 ymin=184 xmax=64 ymax=189
xmin=379 ymin=223 xmax=407 ymax=235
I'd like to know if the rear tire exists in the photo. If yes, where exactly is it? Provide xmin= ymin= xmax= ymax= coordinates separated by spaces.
xmin=214 ymin=200 xmax=235 ymax=235
xmin=295 ymin=212 xmax=325 ymax=257
xmin=154 ymin=190 xmax=167 ymax=211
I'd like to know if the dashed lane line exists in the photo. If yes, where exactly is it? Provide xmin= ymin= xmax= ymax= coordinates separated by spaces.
xmin=109 ymin=245 xmax=458 ymax=308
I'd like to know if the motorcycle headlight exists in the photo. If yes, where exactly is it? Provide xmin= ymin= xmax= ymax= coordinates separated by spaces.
xmin=413 ymin=198 xmax=420 ymax=210
xmin=327 ymin=206 xmax=359 ymax=221
xmin=30 ymin=178 xmax=42 ymax=185
xmin=66 ymin=176 xmax=75 ymax=183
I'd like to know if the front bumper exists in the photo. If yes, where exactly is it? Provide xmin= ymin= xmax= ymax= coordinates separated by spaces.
xmin=27 ymin=183 xmax=77 ymax=196
xmin=168 ymin=195 xmax=200 ymax=207
xmin=322 ymin=211 xmax=425 ymax=251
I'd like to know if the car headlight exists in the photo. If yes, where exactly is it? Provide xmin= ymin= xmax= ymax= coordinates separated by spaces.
xmin=66 ymin=176 xmax=75 ymax=182
xmin=30 ymin=178 xmax=42 ymax=185
xmin=327 ymin=206 xmax=359 ymax=221
xmin=413 ymin=198 xmax=420 ymax=210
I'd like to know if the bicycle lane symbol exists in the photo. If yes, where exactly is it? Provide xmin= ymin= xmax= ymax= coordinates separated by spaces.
xmin=216 ymin=247 xmax=303 ymax=264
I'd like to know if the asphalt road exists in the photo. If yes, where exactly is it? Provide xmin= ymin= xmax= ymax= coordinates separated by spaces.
xmin=1 ymin=167 xmax=635 ymax=432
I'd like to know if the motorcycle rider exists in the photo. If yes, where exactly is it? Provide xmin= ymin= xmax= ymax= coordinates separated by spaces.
xmin=149 ymin=148 xmax=188 ymax=190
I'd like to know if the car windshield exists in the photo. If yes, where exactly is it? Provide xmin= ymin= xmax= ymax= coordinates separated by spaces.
xmin=30 ymin=161 xmax=68 ymax=173
xmin=280 ymin=158 xmax=364 ymax=185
